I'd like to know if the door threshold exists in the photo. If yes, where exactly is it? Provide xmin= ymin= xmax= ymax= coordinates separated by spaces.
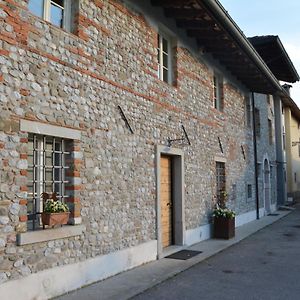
xmin=161 ymin=245 xmax=185 ymax=259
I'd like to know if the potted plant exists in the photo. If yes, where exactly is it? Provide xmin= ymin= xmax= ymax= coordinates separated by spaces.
xmin=41 ymin=192 xmax=70 ymax=229
xmin=213 ymin=191 xmax=236 ymax=239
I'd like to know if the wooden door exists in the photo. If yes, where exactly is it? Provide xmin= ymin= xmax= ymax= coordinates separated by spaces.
xmin=160 ymin=156 xmax=173 ymax=248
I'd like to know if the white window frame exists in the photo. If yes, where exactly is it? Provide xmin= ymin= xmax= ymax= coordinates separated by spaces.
xmin=29 ymin=0 xmax=72 ymax=31
xmin=213 ymin=73 xmax=224 ymax=111
xmin=157 ymin=32 xmax=173 ymax=84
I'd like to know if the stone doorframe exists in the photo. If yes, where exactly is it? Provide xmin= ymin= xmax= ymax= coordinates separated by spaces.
xmin=156 ymin=145 xmax=185 ymax=259
xmin=263 ymin=157 xmax=271 ymax=214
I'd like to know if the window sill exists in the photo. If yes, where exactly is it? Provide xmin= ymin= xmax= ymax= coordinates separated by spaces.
xmin=16 ymin=224 xmax=85 ymax=246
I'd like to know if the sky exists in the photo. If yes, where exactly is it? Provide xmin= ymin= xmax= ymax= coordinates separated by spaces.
xmin=220 ymin=0 xmax=300 ymax=106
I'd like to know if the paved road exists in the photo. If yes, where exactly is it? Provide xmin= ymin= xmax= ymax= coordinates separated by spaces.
xmin=133 ymin=207 xmax=300 ymax=300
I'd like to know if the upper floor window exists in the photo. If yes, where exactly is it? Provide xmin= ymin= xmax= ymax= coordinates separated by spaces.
xmin=254 ymin=108 xmax=261 ymax=138
xmin=268 ymin=119 xmax=273 ymax=145
xmin=157 ymin=33 xmax=173 ymax=84
xmin=28 ymin=0 xmax=77 ymax=32
xmin=213 ymin=73 xmax=224 ymax=111
xmin=245 ymin=95 xmax=251 ymax=128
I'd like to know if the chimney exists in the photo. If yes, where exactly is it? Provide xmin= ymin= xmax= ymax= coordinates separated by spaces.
xmin=282 ymin=84 xmax=292 ymax=96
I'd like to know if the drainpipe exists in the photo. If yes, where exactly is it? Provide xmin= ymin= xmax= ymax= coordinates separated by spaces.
xmin=251 ymin=92 xmax=260 ymax=219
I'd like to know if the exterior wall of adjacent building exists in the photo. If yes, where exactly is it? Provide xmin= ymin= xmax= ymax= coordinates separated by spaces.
xmin=0 ymin=0 xmax=264 ymax=297
xmin=274 ymin=96 xmax=288 ymax=205
xmin=254 ymin=94 xmax=277 ymax=213
xmin=285 ymin=107 xmax=300 ymax=201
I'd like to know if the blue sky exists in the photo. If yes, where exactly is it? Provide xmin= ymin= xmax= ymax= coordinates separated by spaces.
xmin=220 ymin=0 xmax=300 ymax=106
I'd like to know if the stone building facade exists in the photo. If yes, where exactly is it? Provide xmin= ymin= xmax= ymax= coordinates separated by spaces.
xmin=0 ymin=0 xmax=294 ymax=298
xmin=253 ymin=93 xmax=277 ymax=214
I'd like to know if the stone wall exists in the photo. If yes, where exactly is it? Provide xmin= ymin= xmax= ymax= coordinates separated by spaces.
xmin=254 ymin=94 xmax=277 ymax=209
xmin=0 ymin=0 xmax=256 ymax=285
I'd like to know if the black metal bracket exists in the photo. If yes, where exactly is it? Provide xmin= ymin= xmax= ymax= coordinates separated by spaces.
xmin=167 ymin=125 xmax=191 ymax=147
xmin=218 ymin=137 xmax=223 ymax=153
xmin=118 ymin=105 xmax=134 ymax=134
xmin=292 ymin=141 xmax=300 ymax=147
xmin=241 ymin=145 xmax=246 ymax=160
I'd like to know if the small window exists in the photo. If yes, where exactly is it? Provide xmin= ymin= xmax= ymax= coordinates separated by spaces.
xmin=295 ymin=172 xmax=297 ymax=183
xmin=213 ymin=73 xmax=224 ymax=111
xmin=254 ymin=108 xmax=261 ymax=138
xmin=268 ymin=119 xmax=273 ymax=145
xmin=245 ymin=95 xmax=251 ymax=128
xmin=27 ymin=134 xmax=71 ymax=230
xmin=247 ymin=184 xmax=252 ymax=199
xmin=216 ymin=162 xmax=226 ymax=204
xmin=157 ymin=33 xmax=173 ymax=84
xmin=28 ymin=0 xmax=78 ymax=32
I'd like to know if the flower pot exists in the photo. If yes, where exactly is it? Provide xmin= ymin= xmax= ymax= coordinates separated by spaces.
xmin=213 ymin=216 xmax=235 ymax=239
xmin=41 ymin=212 xmax=70 ymax=229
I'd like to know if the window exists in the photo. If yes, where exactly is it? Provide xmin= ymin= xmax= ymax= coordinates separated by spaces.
xmin=28 ymin=0 xmax=77 ymax=32
xmin=213 ymin=73 xmax=224 ymax=111
xmin=254 ymin=108 xmax=261 ymax=138
xmin=245 ymin=95 xmax=251 ymax=128
xmin=216 ymin=162 xmax=226 ymax=204
xmin=27 ymin=134 xmax=71 ymax=230
xmin=268 ymin=119 xmax=273 ymax=145
xmin=157 ymin=33 xmax=172 ymax=84
xmin=247 ymin=184 xmax=252 ymax=199
xmin=295 ymin=172 xmax=297 ymax=183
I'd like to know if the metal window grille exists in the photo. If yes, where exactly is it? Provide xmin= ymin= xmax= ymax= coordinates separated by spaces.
xmin=254 ymin=108 xmax=261 ymax=138
xmin=247 ymin=184 xmax=252 ymax=199
xmin=216 ymin=162 xmax=226 ymax=203
xmin=27 ymin=135 xmax=70 ymax=230
xmin=268 ymin=119 xmax=273 ymax=145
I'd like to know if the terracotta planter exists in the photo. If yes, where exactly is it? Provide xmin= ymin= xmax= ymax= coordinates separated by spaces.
xmin=213 ymin=216 xmax=235 ymax=239
xmin=41 ymin=212 xmax=70 ymax=229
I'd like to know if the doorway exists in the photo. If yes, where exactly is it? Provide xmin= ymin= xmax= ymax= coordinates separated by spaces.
xmin=160 ymin=155 xmax=173 ymax=248
xmin=156 ymin=146 xmax=185 ymax=258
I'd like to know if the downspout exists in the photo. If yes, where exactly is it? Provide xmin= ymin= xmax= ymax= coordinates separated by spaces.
xmin=251 ymin=92 xmax=260 ymax=219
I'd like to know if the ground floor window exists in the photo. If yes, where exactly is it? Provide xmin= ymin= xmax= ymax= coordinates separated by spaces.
xmin=216 ymin=162 xmax=226 ymax=204
xmin=27 ymin=134 xmax=71 ymax=230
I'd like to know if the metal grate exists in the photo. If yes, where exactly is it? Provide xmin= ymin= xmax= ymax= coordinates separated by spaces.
xmin=27 ymin=134 xmax=70 ymax=230
xmin=216 ymin=161 xmax=226 ymax=203
xmin=166 ymin=250 xmax=202 ymax=260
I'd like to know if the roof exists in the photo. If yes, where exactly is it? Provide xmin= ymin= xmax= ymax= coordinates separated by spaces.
xmin=151 ymin=0 xmax=283 ymax=94
xmin=248 ymin=35 xmax=300 ymax=83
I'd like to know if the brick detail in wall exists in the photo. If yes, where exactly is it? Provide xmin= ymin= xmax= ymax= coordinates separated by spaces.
xmin=65 ymin=140 xmax=82 ymax=224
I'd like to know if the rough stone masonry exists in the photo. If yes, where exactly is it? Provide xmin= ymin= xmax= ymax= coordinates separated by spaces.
xmin=0 ymin=0 xmax=258 ymax=286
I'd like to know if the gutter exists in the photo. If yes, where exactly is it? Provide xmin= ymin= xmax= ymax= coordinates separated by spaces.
xmin=199 ymin=0 xmax=284 ymax=93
